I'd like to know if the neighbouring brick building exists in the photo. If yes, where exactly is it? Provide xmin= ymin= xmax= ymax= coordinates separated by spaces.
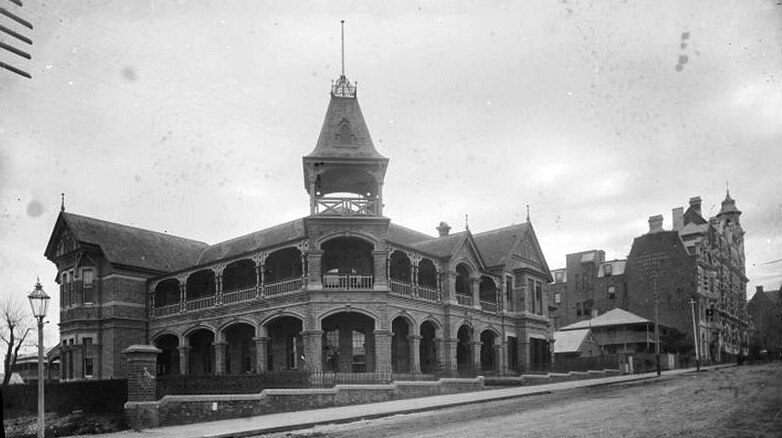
xmin=747 ymin=285 xmax=782 ymax=358
xmin=45 ymin=70 xmax=554 ymax=381
xmin=545 ymin=194 xmax=749 ymax=363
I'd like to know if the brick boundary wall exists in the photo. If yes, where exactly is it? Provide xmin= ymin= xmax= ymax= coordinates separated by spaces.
xmin=484 ymin=369 xmax=622 ymax=386
xmin=127 ymin=377 xmax=484 ymax=429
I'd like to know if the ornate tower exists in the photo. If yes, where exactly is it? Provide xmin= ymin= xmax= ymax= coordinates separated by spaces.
xmin=717 ymin=190 xmax=745 ymax=269
xmin=302 ymin=23 xmax=388 ymax=217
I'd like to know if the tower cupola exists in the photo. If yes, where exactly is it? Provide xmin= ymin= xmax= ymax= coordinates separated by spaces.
xmin=302 ymin=21 xmax=389 ymax=217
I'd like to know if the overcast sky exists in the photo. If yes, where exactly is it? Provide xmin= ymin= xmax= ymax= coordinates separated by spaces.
xmin=1 ymin=0 xmax=781 ymax=338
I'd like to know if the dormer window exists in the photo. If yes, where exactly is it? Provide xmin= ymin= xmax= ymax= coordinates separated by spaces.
xmin=335 ymin=120 xmax=355 ymax=147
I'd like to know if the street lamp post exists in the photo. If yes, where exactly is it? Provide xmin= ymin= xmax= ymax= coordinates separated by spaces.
xmin=690 ymin=298 xmax=700 ymax=371
xmin=27 ymin=278 xmax=50 ymax=438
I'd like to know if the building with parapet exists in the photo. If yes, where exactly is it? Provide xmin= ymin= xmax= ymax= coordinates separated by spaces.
xmin=545 ymin=193 xmax=749 ymax=363
xmin=44 ymin=66 xmax=554 ymax=381
xmin=747 ymin=285 xmax=782 ymax=359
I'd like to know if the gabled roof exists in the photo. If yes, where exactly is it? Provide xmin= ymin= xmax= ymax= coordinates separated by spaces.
xmin=559 ymin=308 xmax=652 ymax=331
xmin=554 ymin=329 xmax=592 ymax=354
xmin=305 ymin=94 xmax=386 ymax=160
xmin=683 ymin=206 xmax=708 ymax=226
xmin=196 ymin=219 xmax=306 ymax=265
xmin=473 ymin=223 xmax=530 ymax=267
xmin=45 ymin=212 xmax=208 ymax=273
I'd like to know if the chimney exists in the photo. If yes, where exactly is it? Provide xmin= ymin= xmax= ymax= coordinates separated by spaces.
xmin=689 ymin=196 xmax=702 ymax=215
xmin=672 ymin=207 xmax=684 ymax=231
xmin=436 ymin=221 xmax=451 ymax=237
xmin=648 ymin=215 xmax=664 ymax=233
xmin=756 ymin=285 xmax=764 ymax=295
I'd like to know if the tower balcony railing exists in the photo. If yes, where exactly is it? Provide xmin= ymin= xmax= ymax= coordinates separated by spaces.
xmin=389 ymin=280 xmax=413 ymax=296
xmin=417 ymin=285 xmax=441 ymax=302
xmin=388 ymin=280 xmax=443 ymax=303
xmin=322 ymin=273 xmax=373 ymax=290
xmin=480 ymin=300 xmax=498 ymax=313
xmin=315 ymin=197 xmax=378 ymax=216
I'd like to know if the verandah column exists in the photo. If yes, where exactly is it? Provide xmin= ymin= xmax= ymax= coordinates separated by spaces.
xmin=213 ymin=342 xmax=227 ymax=375
xmin=306 ymin=250 xmax=324 ymax=290
xmin=253 ymin=336 xmax=269 ymax=373
xmin=301 ymin=330 xmax=324 ymax=372
xmin=374 ymin=330 xmax=393 ymax=372
xmin=440 ymin=337 xmax=456 ymax=373
xmin=472 ymin=341 xmax=483 ymax=372
xmin=177 ymin=346 xmax=190 ymax=375
xmin=408 ymin=335 xmax=421 ymax=373
xmin=471 ymin=278 xmax=481 ymax=309
xmin=372 ymin=250 xmax=390 ymax=290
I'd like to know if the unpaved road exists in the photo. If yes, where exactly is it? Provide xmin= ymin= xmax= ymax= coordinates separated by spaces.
xmin=258 ymin=363 xmax=782 ymax=438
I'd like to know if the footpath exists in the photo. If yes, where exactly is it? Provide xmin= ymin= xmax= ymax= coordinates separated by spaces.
xmin=92 ymin=364 xmax=733 ymax=438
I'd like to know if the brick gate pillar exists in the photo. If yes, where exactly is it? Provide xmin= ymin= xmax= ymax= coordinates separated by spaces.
xmin=253 ymin=336 xmax=269 ymax=373
xmin=374 ymin=330 xmax=393 ymax=372
xmin=301 ymin=330 xmax=324 ymax=372
xmin=123 ymin=345 xmax=161 ymax=430
xmin=408 ymin=335 xmax=421 ymax=373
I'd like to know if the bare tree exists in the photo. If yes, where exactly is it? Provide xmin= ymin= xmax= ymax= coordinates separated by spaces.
xmin=1 ymin=295 xmax=34 ymax=386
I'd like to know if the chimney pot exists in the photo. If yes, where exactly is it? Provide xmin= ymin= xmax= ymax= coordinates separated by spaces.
xmin=689 ymin=196 xmax=702 ymax=214
xmin=648 ymin=214 xmax=664 ymax=233
xmin=436 ymin=221 xmax=451 ymax=237
xmin=756 ymin=285 xmax=764 ymax=294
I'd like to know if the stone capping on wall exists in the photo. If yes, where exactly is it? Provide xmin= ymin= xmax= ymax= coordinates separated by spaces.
xmin=126 ymin=376 xmax=484 ymax=429
xmin=483 ymin=369 xmax=622 ymax=386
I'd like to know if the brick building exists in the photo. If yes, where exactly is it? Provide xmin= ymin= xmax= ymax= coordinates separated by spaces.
xmin=747 ymin=285 xmax=782 ymax=358
xmin=44 ymin=70 xmax=554 ymax=381
xmin=545 ymin=194 xmax=748 ymax=363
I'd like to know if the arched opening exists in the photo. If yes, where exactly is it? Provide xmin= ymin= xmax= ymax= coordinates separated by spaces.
xmin=186 ymin=270 xmax=216 ymax=301
xmin=389 ymin=251 xmax=411 ymax=282
xmin=154 ymin=279 xmax=180 ymax=308
xmin=391 ymin=317 xmax=411 ymax=373
xmin=419 ymin=321 xmax=437 ymax=374
xmin=223 ymin=323 xmax=256 ymax=374
xmin=265 ymin=316 xmax=303 ymax=371
xmin=222 ymin=259 xmax=256 ymax=293
xmin=265 ymin=248 xmax=303 ymax=283
xmin=479 ymin=276 xmax=499 ymax=312
xmin=455 ymin=263 xmax=471 ymax=296
xmin=480 ymin=330 xmax=497 ymax=373
xmin=314 ymin=168 xmax=380 ymax=216
xmin=188 ymin=329 xmax=214 ymax=375
xmin=418 ymin=259 xmax=438 ymax=289
xmin=321 ymin=312 xmax=376 ymax=372
xmin=321 ymin=237 xmax=374 ymax=289
xmin=153 ymin=334 xmax=179 ymax=375
xmin=456 ymin=325 xmax=473 ymax=372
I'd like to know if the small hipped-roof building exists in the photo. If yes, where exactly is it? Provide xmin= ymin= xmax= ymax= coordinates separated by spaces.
xmin=558 ymin=308 xmax=667 ymax=354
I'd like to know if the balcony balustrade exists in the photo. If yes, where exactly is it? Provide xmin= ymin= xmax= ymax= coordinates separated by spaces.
xmin=153 ymin=303 xmax=180 ymax=317
xmin=389 ymin=280 xmax=413 ymax=297
xmin=315 ymin=197 xmax=378 ymax=216
xmin=222 ymin=286 xmax=256 ymax=304
xmin=322 ymin=274 xmax=373 ymax=290
xmin=480 ymin=300 xmax=498 ymax=313
xmin=265 ymin=278 xmax=303 ymax=297
xmin=417 ymin=286 xmax=441 ymax=302
xmin=186 ymin=295 xmax=216 ymax=311
xmin=456 ymin=294 xmax=473 ymax=307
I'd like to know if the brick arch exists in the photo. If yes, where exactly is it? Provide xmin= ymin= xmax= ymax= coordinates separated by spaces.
xmin=183 ymin=324 xmax=217 ymax=338
xmin=260 ymin=310 xmax=308 ymax=333
xmin=317 ymin=305 xmax=379 ymax=326
xmin=315 ymin=231 xmax=379 ymax=249
xmin=389 ymin=311 xmax=417 ymax=335
xmin=151 ymin=330 xmax=182 ymax=344
xmin=217 ymin=317 xmax=259 ymax=335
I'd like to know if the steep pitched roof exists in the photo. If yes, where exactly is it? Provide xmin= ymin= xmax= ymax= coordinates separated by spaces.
xmin=46 ymin=212 xmax=208 ymax=273
xmin=559 ymin=308 xmax=652 ymax=331
xmin=386 ymin=223 xmax=435 ymax=247
xmin=306 ymin=95 xmax=386 ymax=160
xmin=196 ymin=219 xmax=306 ymax=265
xmin=473 ymin=223 xmax=530 ymax=267
xmin=554 ymin=329 xmax=592 ymax=354
xmin=409 ymin=231 xmax=469 ymax=258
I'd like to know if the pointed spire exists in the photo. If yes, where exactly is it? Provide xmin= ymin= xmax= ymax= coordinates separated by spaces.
xmin=725 ymin=181 xmax=733 ymax=201
xmin=61 ymin=192 xmax=65 ymax=212
xmin=526 ymin=204 xmax=530 ymax=223
xmin=465 ymin=213 xmax=470 ymax=231
xmin=341 ymin=19 xmax=345 ymax=77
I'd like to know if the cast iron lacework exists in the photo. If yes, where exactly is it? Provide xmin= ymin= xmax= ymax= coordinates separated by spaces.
xmin=331 ymin=75 xmax=356 ymax=97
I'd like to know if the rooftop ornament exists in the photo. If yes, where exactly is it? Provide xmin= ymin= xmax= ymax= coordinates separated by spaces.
xmin=331 ymin=20 xmax=356 ymax=98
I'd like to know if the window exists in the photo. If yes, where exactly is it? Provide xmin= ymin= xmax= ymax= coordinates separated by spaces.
xmin=84 ymin=358 xmax=94 ymax=378
xmin=352 ymin=330 xmax=366 ymax=372
xmin=554 ymin=271 xmax=565 ymax=283
xmin=535 ymin=281 xmax=543 ymax=315
xmin=528 ymin=279 xmax=536 ymax=314
xmin=82 ymin=269 xmax=94 ymax=304
xmin=604 ymin=264 xmax=613 ymax=276
xmin=82 ymin=337 xmax=92 ymax=345
xmin=576 ymin=302 xmax=582 ymax=316
xmin=61 ymin=271 xmax=70 ymax=307
xmin=608 ymin=285 xmax=616 ymax=299
xmin=554 ymin=293 xmax=561 ymax=305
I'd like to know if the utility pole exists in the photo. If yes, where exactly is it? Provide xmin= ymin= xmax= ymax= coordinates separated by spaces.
xmin=690 ymin=298 xmax=700 ymax=371
xmin=655 ymin=291 xmax=661 ymax=376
